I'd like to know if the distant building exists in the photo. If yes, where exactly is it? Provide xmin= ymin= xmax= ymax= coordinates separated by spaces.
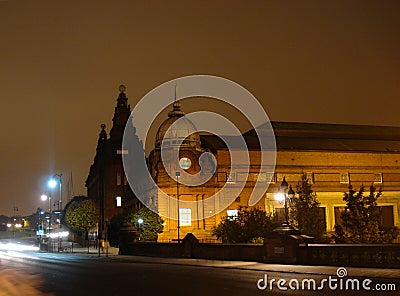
xmin=85 ymin=86 xmax=141 ymax=233
xmin=87 ymin=86 xmax=400 ymax=242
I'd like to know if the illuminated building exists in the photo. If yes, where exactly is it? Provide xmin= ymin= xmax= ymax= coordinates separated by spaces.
xmin=87 ymin=87 xmax=400 ymax=242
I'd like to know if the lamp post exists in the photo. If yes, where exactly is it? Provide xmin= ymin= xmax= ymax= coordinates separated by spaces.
xmin=48 ymin=174 xmax=62 ymax=229
xmin=274 ymin=177 xmax=295 ymax=229
xmin=38 ymin=209 xmax=44 ymax=241
xmin=40 ymin=193 xmax=51 ymax=234
xmin=176 ymin=171 xmax=180 ymax=244
xmin=12 ymin=206 xmax=18 ymax=238
xmin=267 ymin=177 xmax=301 ymax=264
xmin=48 ymin=174 xmax=62 ymax=252
xmin=137 ymin=218 xmax=143 ymax=241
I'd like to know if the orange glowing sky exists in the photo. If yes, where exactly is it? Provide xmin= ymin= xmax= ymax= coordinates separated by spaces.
xmin=0 ymin=0 xmax=399 ymax=216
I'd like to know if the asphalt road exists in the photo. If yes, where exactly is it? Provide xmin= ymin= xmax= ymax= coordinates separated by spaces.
xmin=0 ymin=240 xmax=398 ymax=296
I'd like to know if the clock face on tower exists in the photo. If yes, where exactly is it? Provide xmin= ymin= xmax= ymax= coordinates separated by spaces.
xmin=179 ymin=157 xmax=191 ymax=170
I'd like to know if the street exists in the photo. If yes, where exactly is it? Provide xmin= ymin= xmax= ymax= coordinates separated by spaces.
xmin=0 ymin=249 xmax=398 ymax=296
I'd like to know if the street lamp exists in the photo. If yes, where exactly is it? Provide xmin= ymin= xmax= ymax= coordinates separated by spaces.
xmin=48 ymin=174 xmax=62 ymax=227
xmin=274 ymin=176 xmax=295 ymax=228
xmin=48 ymin=174 xmax=63 ymax=252
xmin=40 ymin=193 xmax=51 ymax=234
xmin=48 ymin=179 xmax=57 ymax=189
xmin=176 ymin=171 xmax=180 ymax=244
xmin=175 ymin=157 xmax=191 ymax=244
xmin=12 ymin=206 xmax=18 ymax=238
xmin=137 ymin=218 xmax=143 ymax=240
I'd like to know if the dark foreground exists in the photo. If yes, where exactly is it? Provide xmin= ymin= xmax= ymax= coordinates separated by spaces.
xmin=0 ymin=248 xmax=398 ymax=296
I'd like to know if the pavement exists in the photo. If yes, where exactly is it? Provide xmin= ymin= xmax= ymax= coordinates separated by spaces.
xmin=69 ymin=245 xmax=400 ymax=280
xmin=70 ymin=244 xmax=119 ymax=255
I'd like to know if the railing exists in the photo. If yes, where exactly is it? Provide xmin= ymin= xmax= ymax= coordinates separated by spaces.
xmin=297 ymin=244 xmax=400 ymax=268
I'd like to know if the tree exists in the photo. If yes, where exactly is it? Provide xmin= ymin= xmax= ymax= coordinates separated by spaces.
xmin=332 ymin=185 xmax=399 ymax=243
xmin=289 ymin=174 xmax=326 ymax=241
xmin=108 ymin=212 xmax=130 ymax=246
xmin=212 ymin=207 xmax=274 ymax=243
xmin=64 ymin=196 xmax=99 ymax=236
xmin=128 ymin=207 xmax=164 ymax=242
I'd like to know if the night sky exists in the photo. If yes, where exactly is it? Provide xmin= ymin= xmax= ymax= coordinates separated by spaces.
xmin=1 ymin=0 xmax=399 ymax=216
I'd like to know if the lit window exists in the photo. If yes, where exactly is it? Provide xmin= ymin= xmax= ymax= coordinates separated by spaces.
xmin=179 ymin=208 xmax=191 ymax=226
xmin=116 ymin=150 xmax=128 ymax=155
xmin=226 ymin=210 xmax=238 ymax=220
xmin=116 ymin=196 xmax=122 ymax=207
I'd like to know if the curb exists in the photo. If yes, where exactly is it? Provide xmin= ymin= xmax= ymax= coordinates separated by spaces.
xmin=101 ymin=255 xmax=400 ymax=280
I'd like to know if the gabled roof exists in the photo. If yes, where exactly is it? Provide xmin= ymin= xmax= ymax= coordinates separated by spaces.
xmin=201 ymin=121 xmax=400 ymax=153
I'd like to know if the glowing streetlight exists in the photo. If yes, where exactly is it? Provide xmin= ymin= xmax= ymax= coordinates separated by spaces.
xmin=48 ymin=174 xmax=63 ymax=251
xmin=48 ymin=179 xmax=57 ymax=189
xmin=274 ymin=192 xmax=285 ymax=202
xmin=137 ymin=218 xmax=144 ymax=240
xmin=274 ymin=177 xmax=295 ymax=227
xmin=40 ymin=193 xmax=51 ymax=234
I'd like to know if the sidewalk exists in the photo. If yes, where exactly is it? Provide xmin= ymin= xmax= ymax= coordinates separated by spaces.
xmin=101 ymin=253 xmax=400 ymax=280
xmin=68 ymin=245 xmax=399 ymax=279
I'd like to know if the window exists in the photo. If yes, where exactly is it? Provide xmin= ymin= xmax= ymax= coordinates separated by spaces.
xmin=179 ymin=208 xmax=191 ymax=226
xmin=179 ymin=157 xmax=191 ymax=170
xmin=306 ymin=172 xmax=314 ymax=184
xmin=335 ymin=206 xmax=394 ymax=228
xmin=237 ymin=172 xmax=247 ymax=182
xmin=116 ymin=196 xmax=122 ymax=207
xmin=226 ymin=210 xmax=238 ymax=220
xmin=334 ymin=206 xmax=346 ymax=226
xmin=227 ymin=171 xmax=236 ymax=184
xmin=374 ymin=173 xmax=383 ymax=184
xmin=117 ymin=172 xmax=122 ymax=186
xmin=116 ymin=149 xmax=128 ymax=155
xmin=217 ymin=172 xmax=227 ymax=182
xmin=340 ymin=172 xmax=350 ymax=184
xmin=267 ymin=172 xmax=276 ymax=184
xmin=123 ymin=174 xmax=128 ymax=185
xmin=378 ymin=206 xmax=394 ymax=227
xmin=317 ymin=207 xmax=327 ymax=229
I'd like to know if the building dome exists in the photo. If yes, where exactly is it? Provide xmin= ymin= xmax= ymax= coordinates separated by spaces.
xmin=155 ymin=101 xmax=201 ymax=149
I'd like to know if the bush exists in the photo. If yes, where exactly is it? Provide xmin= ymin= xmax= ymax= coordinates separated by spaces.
xmin=212 ymin=207 xmax=274 ymax=243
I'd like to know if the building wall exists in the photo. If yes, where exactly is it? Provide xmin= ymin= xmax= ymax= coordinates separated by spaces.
xmin=157 ymin=149 xmax=400 ymax=242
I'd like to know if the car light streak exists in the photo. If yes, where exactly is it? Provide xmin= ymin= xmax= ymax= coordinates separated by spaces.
xmin=0 ymin=242 xmax=39 ymax=252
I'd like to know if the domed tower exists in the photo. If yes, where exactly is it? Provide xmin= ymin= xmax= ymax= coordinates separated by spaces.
xmin=149 ymin=88 xmax=218 ymax=243
xmin=155 ymin=100 xmax=201 ymax=150
xmin=149 ymin=89 xmax=204 ymax=184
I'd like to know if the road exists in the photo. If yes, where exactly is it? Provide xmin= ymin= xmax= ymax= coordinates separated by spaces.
xmin=0 ymin=240 xmax=398 ymax=296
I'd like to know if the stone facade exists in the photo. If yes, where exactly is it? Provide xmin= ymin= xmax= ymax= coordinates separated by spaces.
xmin=152 ymin=115 xmax=400 ymax=242
xmin=87 ymin=87 xmax=400 ymax=242
xmin=86 ymin=86 xmax=141 ymax=238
